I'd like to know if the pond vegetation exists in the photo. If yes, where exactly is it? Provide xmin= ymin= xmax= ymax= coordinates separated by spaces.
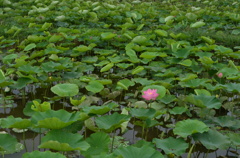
xmin=0 ymin=0 xmax=240 ymax=157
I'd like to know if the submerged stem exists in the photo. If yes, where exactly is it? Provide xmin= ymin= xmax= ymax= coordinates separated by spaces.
xmin=187 ymin=143 xmax=195 ymax=158
xmin=111 ymin=131 xmax=116 ymax=153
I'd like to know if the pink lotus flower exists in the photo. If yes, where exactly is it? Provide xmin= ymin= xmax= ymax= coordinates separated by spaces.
xmin=217 ymin=72 xmax=223 ymax=78
xmin=142 ymin=89 xmax=159 ymax=101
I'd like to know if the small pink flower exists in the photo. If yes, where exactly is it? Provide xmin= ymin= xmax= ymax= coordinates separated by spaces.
xmin=217 ymin=72 xmax=223 ymax=78
xmin=142 ymin=89 xmax=159 ymax=101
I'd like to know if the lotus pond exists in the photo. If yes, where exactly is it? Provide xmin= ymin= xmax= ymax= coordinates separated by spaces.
xmin=0 ymin=0 xmax=240 ymax=157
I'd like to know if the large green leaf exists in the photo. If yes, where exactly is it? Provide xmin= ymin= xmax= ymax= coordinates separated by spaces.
xmin=193 ymin=129 xmax=231 ymax=150
xmin=23 ymin=151 xmax=66 ymax=158
xmin=114 ymin=145 xmax=164 ymax=158
xmin=0 ymin=133 xmax=24 ymax=155
xmin=24 ymin=43 xmax=36 ymax=51
xmin=1 ymin=116 xmax=32 ymax=129
xmin=39 ymin=130 xmax=89 ymax=151
xmin=82 ymin=132 xmax=110 ymax=157
xmin=130 ymin=108 xmax=156 ymax=120
xmin=51 ymin=83 xmax=79 ymax=97
xmin=173 ymin=119 xmax=209 ymax=138
xmin=31 ymin=110 xmax=81 ymax=129
xmin=95 ymin=112 xmax=131 ymax=132
xmin=101 ymin=32 xmax=117 ymax=40
xmin=153 ymin=137 xmax=188 ymax=156
xmin=212 ymin=116 xmax=240 ymax=130
xmin=86 ymin=80 xmax=104 ymax=93
xmin=117 ymin=79 xmax=135 ymax=90
xmin=186 ymin=95 xmax=222 ymax=109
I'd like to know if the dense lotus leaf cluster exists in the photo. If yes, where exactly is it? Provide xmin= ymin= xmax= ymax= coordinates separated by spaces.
xmin=0 ymin=0 xmax=240 ymax=157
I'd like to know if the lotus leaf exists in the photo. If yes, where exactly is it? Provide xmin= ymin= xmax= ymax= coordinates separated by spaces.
xmin=169 ymin=107 xmax=187 ymax=115
xmin=31 ymin=109 xmax=81 ymax=129
xmin=51 ymin=83 xmax=79 ymax=97
xmin=82 ymin=132 xmax=110 ymax=157
xmin=18 ymin=65 xmax=41 ymax=74
xmin=101 ymin=32 xmax=117 ymax=40
xmin=173 ymin=119 xmax=209 ymax=138
xmin=223 ymin=83 xmax=240 ymax=93
xmin=82 ymin=105 xmax=110 ymax=115
xmin=227 ymin=132 xmax=240 ymax=147
xmin=23 ymin=151 xmax=66 ymax=158
xmin=86 ymin=81 xmax=104 ymax=93
xmin=114 ymin=145 xmax=164 ymax=158
xmin=39 ymin=130 xmax=90 ymax=151
xmin=194 ymin=89 xmax=211 ymax=96
xmin=117 ymin=79 xmax=135 ymax=90
xmin=23 ymin=43 xmax=36 ymax=51
xmin=213 ymin=116 xmax=240 ymax=130
xmin=95 ymin=112 xmax=131 ymax=132
xmin=153 ymin=137 xmax=188 ymax=156
xmin=130 ymin=108 xmax=156 ymax=120
xmin=1 ymin=116 xmax=32 ymax=129
xmin=186 ymin=95 xmax=222 ymax=109
xmin=193 ymin=129 xmax=231 ymax=150
xmin=13 ymin=77 xmax=33 ymax=89
xmin=190 ymin=21 xmax=205 ymax=28
xmin=0 ymin=133 xmax=24 ymax=155
xmin=179 ymin=79 xmax=209 ymax=88
xmin=125 ymin=49 xmax=140 ymax=63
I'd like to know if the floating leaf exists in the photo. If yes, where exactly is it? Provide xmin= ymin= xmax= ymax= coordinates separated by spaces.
xmin=169 ymin=107 xmax=187 ymax=115
xmin=101 ymin=32 xmax=116 ymax=40
xmin=100 ymin=63 xmax=114 ymax=72
xmin=193 ymin=129 xmax=231 ymax=150
xmin=173 ymin=119 xmax=209 ymax=138
xmin=212 ymin=116 xmax=240 ymax=130
xmin=24 ymin=43 xmax=36 ymax=51
xmin=153 ymin=137 xmax=188 ymax=156
xmin=39 ymin=130 xmax=89 ymax=151
xmin=51 ymin=83 xmax=79 ymax=97
xmin=31 ymin=110 xmax=81 ymax=129
xmin=186 ymin=95 xmax=222 ymax=109
xmin=82 ymin=132 xmax=110 ymax=157
xmin=190 ymin=21 xmax=205 ymax=28
xmin=114 ymin=145 xmax=164 ymax=158
xmin=73 ymin=45 xmax=90 ymax=52
xmin=132 ymin=66 xmax=144 ymax=75
xmin=154 ymin=29 xmax=168 ymax=37
xmin=132 ymin=36 xmax=147 ymax=44
xmin=194 ymin=89 xmax=211 ymax=96
xmin=0 ymin=133 xmax=24 ymax=155
xmin=1 ymin=116 xmax=32 ymax=129
xmin=86 ymin=81 xmax=104 ymax=93
xmin=117 ymin=79 xmax=135 ymax=90
xmin=95 ymin=112 xmax=130 ymax=132
xmin=130 ymin=108 xmax=156 ymax=120
xmin=23 ymin=151 xmax=66 ymax=158
xmin=179 ymin=59 xmax=192 ymax=66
